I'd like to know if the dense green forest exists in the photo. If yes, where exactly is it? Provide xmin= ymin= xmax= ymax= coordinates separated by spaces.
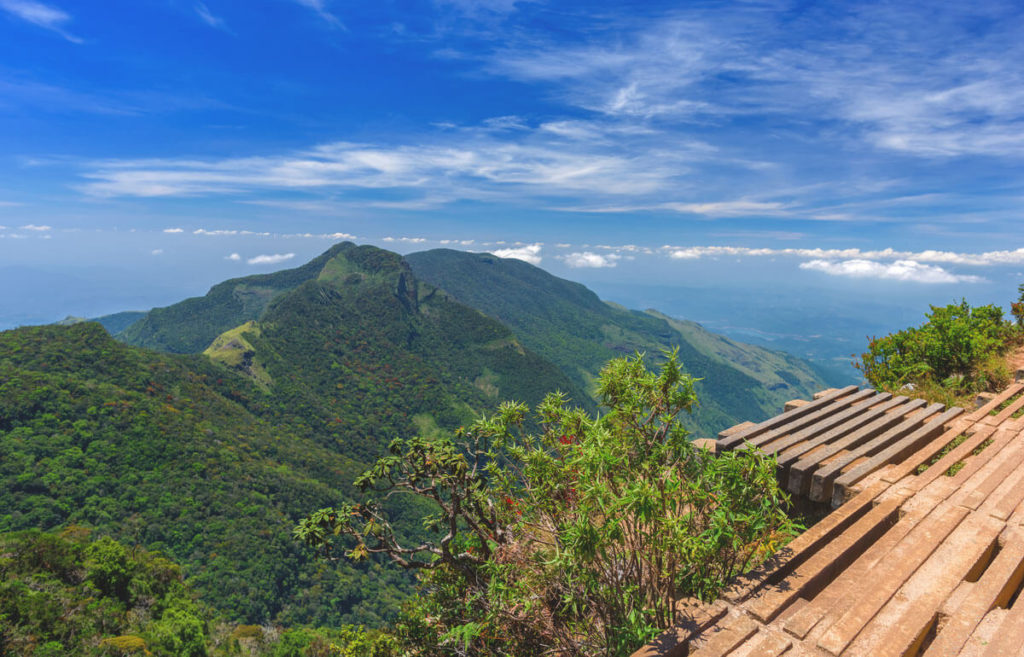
xmin=0 ymin=529 xmax=394 ymax=656
xmin=0 ymin=323 xmax=411 ymax=627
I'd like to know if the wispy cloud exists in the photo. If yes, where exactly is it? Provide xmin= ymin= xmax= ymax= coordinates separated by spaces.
xmin=381 ymin=236 xmax=428 ymax=243
xmin=291 ymin=0 xmax=344 ymax=29
xmin=491 ymin=243 xmax=542 ymax=265
xmin=247 ymin=253 xmax=295 ymax=265
xmin=78 ymin=135 xmax=686 ymax=201
xmin=163 ymin=227 xmax=184 ymax=233
xmin=0 ymin=0 xmax=82 ymax=43
xmin=194 ymin=2 xmax=229 ymax=31
xmin=20 ymin=223 xmax=51 ymax=231
xmin=485 ymin=5 xmax=1024 ymax=159
xmin=151 ymin=248 xmax=163 ymax=255
xmin=561 ymin=200 xmax=790 ymax=218
xmin=799 ymin=259 xmax=984 ymax=284
xmin=226 ymin=252 xmax=241 ymax=261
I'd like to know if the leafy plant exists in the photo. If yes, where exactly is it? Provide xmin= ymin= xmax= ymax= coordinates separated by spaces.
xmin=856 ymin=299 xmax=1019 ymax=404
xmin=296 ymin=352 xmax=797 ymax=656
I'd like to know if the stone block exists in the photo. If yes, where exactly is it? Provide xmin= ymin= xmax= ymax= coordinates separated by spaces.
xmin=784 ymin=398 xmax=809 ymax=412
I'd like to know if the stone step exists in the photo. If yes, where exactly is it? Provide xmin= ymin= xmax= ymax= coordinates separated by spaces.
xmin=744 ymin=497 xmax=903 ymax=624
xmin=831 ymin=407 xmax=964 ymax=506
xmin=717 ymin=385 xmax=859 ymax=450
xmin=842 ymin=514 xmax=1004 ymax=656
xmin=787 ymin=398 xmax=926 ymax=497
xmin=809 ymin=404 xmax=944 ymax=503
xmin=815 ymin=504 xmax=970 ymax=655
xmin=922 ymin=527 xmax=1024 ymax=657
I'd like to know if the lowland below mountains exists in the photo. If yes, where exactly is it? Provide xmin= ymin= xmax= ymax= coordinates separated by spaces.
xmin=0 ymin=243 xmax=841 ymax=632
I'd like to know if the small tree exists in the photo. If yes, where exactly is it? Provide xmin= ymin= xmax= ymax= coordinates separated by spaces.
xmin=1012 ymin=283 xmax=1024 ymax=328
xmin=296 ymin=352 xmax=796 ymax=656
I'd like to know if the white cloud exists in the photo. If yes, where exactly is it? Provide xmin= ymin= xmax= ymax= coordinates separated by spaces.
xmin=381 ymin=236 xmax=426 ymax=243
xmin=20 ymin=224 xmax=51 ymax=231
xmin=151 ymin=249 xmax=163 ymax=255
xmin=660 ymin=201 xmax=787 ymax=217
xmin=163 ymin=227 xmax=184 ymax=233
xmin=194 ymin=2 xmax=228 ymax=30
xmin=226 ymin=252 xmax=241 ymax=261
xmin=799 ymin=259 xmax=984 ymax=284
xmin=562 ymin=251 xmax=621 ymax=268
xmin=661 ymin=245 xmax=1024 ymax=267
xmin=247 ymin=253 xmax=295 ymax=265
xmin=194 ymin=228 xmax=242 ymax=236
xmin=0 ymin=0 xmax=82 ymax=42
xmin=492 ymin=243 xmax=542 ymax=265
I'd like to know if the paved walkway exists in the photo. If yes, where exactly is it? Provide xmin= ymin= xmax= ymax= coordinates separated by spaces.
xmin=634 ymin=382 xmax=1024 ymax=657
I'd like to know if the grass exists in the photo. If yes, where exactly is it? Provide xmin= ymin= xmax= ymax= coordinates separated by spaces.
xmin=914 ymin=433 xmax=995 ymax=477
xmin=945 ymin=439 xmax=994 ymax=477
xmin=989 ymin=390 xmax=1024 ymax=416
xmin=915 ymin=433 xmax=969 ymax=475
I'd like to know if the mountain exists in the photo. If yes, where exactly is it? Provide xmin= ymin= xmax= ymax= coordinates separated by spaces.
xmin=92 ymin=310 xmax=147 ymax=334
xmin=405 ymin=248 xmax=830 ymax=434
xmin=1 ymin=245 xmax=588 ymax=625
xmin=115 ymin=243 xmax=830 ymax=435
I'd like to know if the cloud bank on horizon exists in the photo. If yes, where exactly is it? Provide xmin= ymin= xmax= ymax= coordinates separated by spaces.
xmin=0 ymin=0 xmax=1022 ymax=292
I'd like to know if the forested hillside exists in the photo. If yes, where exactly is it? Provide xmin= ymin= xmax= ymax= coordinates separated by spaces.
xmin=0 ymin=323 xmax=406 ymax=626
xmin=1 ymin=245 xmax=586 ymax=628
xmin=406 ymin=249 xmax=829 ymax=433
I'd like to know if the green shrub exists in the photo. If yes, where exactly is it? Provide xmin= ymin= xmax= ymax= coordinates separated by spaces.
xmin=296 ymin=352 xmax=797 ymax=656
xmin=857 ymin=299 xmax=1019 ymax=403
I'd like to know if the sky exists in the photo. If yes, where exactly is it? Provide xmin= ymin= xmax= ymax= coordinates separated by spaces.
xmin=2 ymin=0 xmax=1023 ymax=366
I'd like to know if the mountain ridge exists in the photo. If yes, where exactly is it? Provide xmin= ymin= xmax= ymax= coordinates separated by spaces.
xmin=405 ymin=248 xmax=830 ymax=434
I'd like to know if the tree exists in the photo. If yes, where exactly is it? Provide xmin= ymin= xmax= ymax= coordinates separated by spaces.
xmin=295 ymin=352 xmax=796 ymax=656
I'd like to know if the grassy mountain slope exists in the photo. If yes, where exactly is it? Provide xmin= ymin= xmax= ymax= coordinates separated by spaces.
xmin=405 ymin=249 xmax=830 ymax=434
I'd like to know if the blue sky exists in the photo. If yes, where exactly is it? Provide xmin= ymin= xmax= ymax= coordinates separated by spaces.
xmin=1 ymin=0 xmax=1023 ymax=348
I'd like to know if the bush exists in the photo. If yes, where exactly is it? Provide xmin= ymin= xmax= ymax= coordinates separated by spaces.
xmin=296 ymin=352 xmax=797 ymax=656
xmin=857 ymin=299 xmax=1019 ymax=404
